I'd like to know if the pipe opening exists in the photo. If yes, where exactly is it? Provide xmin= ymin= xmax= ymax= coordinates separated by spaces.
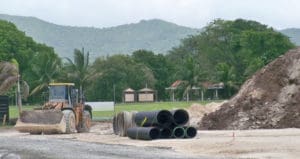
xmin=157 ymin=110 xmax=172 ymax=125
xmin=185 ymin=127 xmax=197 ymax=138
xmin=149 ymin=128 xmax=160 ymax=139
xmin=173 ymin=109 xmax=189 ymax=125
xmin=173 ymin=127 xmax=185 ymax=138
xmin=160 ymin=128 xmax=172 ymax=138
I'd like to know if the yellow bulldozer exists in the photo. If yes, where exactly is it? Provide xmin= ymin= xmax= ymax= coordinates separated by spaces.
xmin=15 ymin=83 xmax=92 ymax=134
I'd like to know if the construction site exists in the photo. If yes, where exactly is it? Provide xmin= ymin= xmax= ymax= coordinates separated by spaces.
xmin=0 ymin=48 xmax=300 ymax=158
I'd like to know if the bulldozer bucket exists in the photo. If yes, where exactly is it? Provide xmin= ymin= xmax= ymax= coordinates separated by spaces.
xmin=15 ymin=110 xmax=66 ymax=134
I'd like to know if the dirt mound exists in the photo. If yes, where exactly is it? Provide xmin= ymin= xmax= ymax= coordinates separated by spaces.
xmin=199 ymin=48 xmax=300 ymax=130
xmin=187 ymin=101 xmax=225 ymax=127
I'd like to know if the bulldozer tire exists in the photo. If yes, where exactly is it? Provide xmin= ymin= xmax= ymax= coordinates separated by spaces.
xmin=62 ymin=110 xmax=76 ymax=133
xmin=78 ymin=111 xmax=92 ymax=133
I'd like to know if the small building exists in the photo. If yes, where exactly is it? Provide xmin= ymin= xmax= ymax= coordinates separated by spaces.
xmin=138 ymin=88 xmax=155 ymax=102
xmin=203 ymin=82 xmax=224 ymax=99
xmin=123 ymin=88 xmax=136 ymax=103
xmin=165 ymin=80 xmax=182 ymax=101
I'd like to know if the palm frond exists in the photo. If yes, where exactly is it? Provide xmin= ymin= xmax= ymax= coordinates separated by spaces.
xmin=74 ymin=49 xmax=84 ymax=71
xmin=0 ymin=73 xmax=11 ymax=81
xmin=30 ymin=83 xmax=47 ymax=96
xmin=0 ymin=62 xmax=19 ymax=95
xmin=0 ymin=62 xmax=18 ymax=75
xmin=0 ymin=76 xmax=18 ymax=95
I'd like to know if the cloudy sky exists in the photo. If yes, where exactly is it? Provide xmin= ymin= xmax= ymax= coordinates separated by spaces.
xmin=0 ymin=0 xmax=300 ymax=29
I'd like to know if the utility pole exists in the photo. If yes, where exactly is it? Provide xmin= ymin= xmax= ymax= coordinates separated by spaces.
xmin=186 ymin=88 xmax=189 ymax=102
xmin=113 ymin=84 xmax=116 ymax=104
xmin=172 ymin=89 xmax=175 ymax=102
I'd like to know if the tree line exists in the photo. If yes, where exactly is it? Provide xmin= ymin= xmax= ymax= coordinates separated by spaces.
xmin=0 ymin=19 xmax=295 ymax=103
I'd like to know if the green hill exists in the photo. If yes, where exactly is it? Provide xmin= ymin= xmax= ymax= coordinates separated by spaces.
xmin=280 ymin=28 xmax=300 ymax=46
xmin=0 ymin=14 xmax=199 ymax=59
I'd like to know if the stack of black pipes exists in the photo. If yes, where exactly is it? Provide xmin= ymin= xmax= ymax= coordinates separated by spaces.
xmin=127 ymin=109 xmax=197 ymax=140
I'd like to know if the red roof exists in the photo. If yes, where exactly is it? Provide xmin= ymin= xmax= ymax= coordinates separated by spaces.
xmin=171 ymin=80 xmax=182 ymax=88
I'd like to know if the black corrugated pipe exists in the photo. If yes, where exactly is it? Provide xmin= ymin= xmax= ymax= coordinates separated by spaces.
xmin=160 ymin=127 xmax=172 ymax=139
xmin=184 ymin=126 xmax=197 ymax=138
xmin=127 ymin=127 xmax=160 ymax=140
xmin=172 ymin=126 xmax=185 ymax=138
xmin=171 ymin=109 xmax=189 ymax=126
xmin=134 ymin=110 xmax=173 ymax=127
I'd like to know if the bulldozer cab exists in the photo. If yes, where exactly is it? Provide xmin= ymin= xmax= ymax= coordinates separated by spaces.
xmin=48 ymin=83 xmax=78 ymax=108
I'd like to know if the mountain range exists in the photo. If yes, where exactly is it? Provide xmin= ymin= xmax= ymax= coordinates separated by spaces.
xmin=279 ymin=28 xmax=300 ymax=46
xmin=0 ymin=14 xmax=299 ymax=60
xmin=0 ymin=14 xmax=199 ymax=59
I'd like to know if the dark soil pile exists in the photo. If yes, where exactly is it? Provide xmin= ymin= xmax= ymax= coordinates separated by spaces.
xmin=199 ymin=48 xmax=300 ymax=130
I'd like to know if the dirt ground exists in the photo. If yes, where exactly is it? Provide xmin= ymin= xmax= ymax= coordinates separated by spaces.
xmin=1 ymin=122 xmax=299 ymax=159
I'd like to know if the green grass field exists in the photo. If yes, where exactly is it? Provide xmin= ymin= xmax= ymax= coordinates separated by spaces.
xmin=8 ymin=101 xmax=218 ymax=120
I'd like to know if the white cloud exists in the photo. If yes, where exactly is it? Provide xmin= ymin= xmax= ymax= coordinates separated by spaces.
xmin=0 ymin=0 xmax=300 ymax=29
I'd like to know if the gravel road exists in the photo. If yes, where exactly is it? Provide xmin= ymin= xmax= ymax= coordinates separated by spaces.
xmin=2 ymin=123 xmax=299 ymax=159
xmin=0 ymin=136 xmax=212 ymax=159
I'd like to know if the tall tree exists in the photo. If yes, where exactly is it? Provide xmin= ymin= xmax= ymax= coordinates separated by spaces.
xmin=178 ymin=56 xmax=206 ymax=101
xmin=65 ymin=48 xmax=97 ymax=98
xmin=168 ymin=19 xmax=295 ymax=98
xmin=132 ymin=50 xmax=174 ymax=100
xmin=29 ymin=53 xmax=62 ymax=96
xmin=87 ymin=54 xmax=155 ymax=102
xmin=0 ymin=19 xmax=59 ymax=103
xmin=215 ymin=63 xmax=237 ymax=97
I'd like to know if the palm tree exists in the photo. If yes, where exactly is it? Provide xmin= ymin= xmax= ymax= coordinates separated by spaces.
xmin=180 ymin=57 xmax=205 ymax=101
xmin=29 ymin=53 xmax=62 ymax=96
xmin=216 ymin=62 xmax=238 ymax=97
xmin=65 ymin=48 xmax=99 ymax=100
xmin=0 ymin=60 xmax=29 ymax=113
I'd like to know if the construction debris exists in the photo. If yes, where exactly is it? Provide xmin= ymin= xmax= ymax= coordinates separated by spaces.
xmin=199 ymin=48 xmax=300 ymax=130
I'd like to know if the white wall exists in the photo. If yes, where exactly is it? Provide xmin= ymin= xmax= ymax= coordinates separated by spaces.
xmin=85 ymin=102 xmax=114 ymax=111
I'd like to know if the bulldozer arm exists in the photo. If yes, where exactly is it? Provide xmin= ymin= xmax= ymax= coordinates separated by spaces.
xmin=15 ymin=110 xmax=66 ymax=134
